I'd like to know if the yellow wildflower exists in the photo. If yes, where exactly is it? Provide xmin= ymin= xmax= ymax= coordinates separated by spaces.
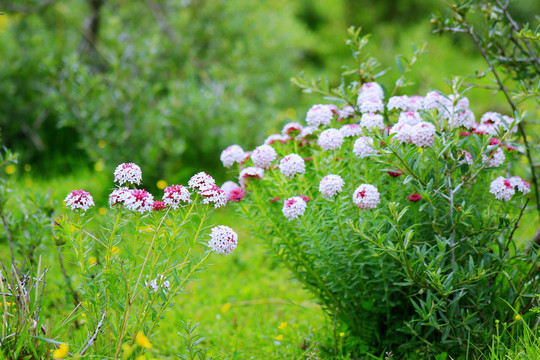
xmin=121 ymin=343 xmax=133 ymax=360
xmin=156 ymin=180 xmax=167 ymax=190
xmin=81 ymin=313 xmax=86 ymax=318
xmin=515 ymin=314 xmax=522 ymax=321
xmin=137 ymin=356 xmax=146 ymax=360
xmin=53 ymin=343 xmax=69 ymax=359
xmin=111 ymin=246 xmax=119 ymax=255
xmin=98 ymin=207 xmax=107 ymax=215
xmin=24 ymin=164 xmax=31 ymax=172
xmin=275 ymin=334 xmax=283 ymax=341
xmin=221 ymin=303 xmax=231 ymax=313
xmin=89 ymin=257 xmax=97 ymax=265
xmin=339 ymin=332 xmax=345 ymax=337
xmin=136 ymin=331 xmax=152 ymax=349
xmin=278 ymin=322 xmax=287 ymax=329
xmin=5 ymin=165 xmax=16 ymax=175
xmin=98 ymin=140 xmax=107 ymax=148
xmin=94 ymin=159 xmax=105 ymax=172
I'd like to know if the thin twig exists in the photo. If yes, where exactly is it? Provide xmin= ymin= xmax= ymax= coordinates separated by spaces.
xmin=80 ymin=311 xmax=106 ymax=356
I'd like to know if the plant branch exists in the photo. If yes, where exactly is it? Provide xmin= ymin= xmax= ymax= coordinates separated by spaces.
xmin=80 ymin=311 xmax=106 ymax=356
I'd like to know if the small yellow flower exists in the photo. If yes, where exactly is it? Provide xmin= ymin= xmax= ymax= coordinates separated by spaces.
xmin=24 ymin=164 xmax=31 ymax=172
xmin=81 ymin=313 xmax=86 ymax=318
xmin=515 ymin=314 xmax=522 ymax=321
xmin=156 ymin=180 xmax=167 ymax=190
xmin=89 ymin=257 xmax=97 ymax=265
xmin=312 ymin=328 xmax=316 ymax=332
xmin=136 ymin=331 xmax=152 ymax=349
xmin=221 ymin=303 xmax=231 ymax=313
xmin=98 ymin=140 xmax=107 ymax=148
xmin=53 ymin=343 xmax=69 ymax=359
xmin=278 ymin=322 xmax=287 ymax=329
xmin=339 ymin=332 xmax=345 ymax=337
xmin=25 ymin=178 xmax=32 ymax=187
xmin=98 ymin=207 xmax=107 ymax=215
xmin=121 ymin=343 xmax=133 ymax=360
xmin=5 ymin=164 xmax=16 ymax=175
xmin=285 ymin=108 xmax=296 ymax=119
xmin=417 ymin=147 xmax=424 ymax=153
xmin=137 ymin=356 xmax=146 ymax=360
xmin=94 ymin=159 xmax=105 ymax=172
xmin=111 ymin=246 xmax=119 ymax=255
xmin=275 ymin=334 xmax=283 ymax=341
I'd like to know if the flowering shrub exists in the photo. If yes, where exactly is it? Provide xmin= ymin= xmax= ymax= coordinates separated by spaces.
xmin=53 ymin=164 xmax=238 ymax=358
xmin=221 ymin=29 xmax=535 ymax=356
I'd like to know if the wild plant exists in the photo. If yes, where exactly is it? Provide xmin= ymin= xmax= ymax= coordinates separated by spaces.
xmin=219 ymin=28 xmax=536 ymax=357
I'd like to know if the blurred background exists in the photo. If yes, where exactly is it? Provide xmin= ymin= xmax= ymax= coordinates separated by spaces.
xmin=1 ymin=0 xmax=538 ymax=190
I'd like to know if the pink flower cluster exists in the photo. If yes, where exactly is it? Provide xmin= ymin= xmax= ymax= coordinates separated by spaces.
xmin=282 ymin=196 xmax=308 ymax=221
xmin=353 ymin=184 xmax=380 ymax=210
xmin=208 ymin=225 xmax=238 ymax=255
xmin=64 ymin=190 xmax=95 ymax=212
xmin=489 ymin=176 xmax=530 ymax=201
xmin=319 ymin=175 xmax=344 ymax=198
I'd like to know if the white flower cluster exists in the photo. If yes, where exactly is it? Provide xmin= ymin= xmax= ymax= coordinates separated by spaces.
xmin=200 ymin=185 xmax=228 ymax=208
xmin=208 ymin=225 xmax=238 ymax=255
xmin=109 ymin=187 xmax=131 ymax=208
xmin=317 ymin=129 xmax=344 ymax=150
xmin=279 ymin=153 xmax=305 ymax=179
xmin=264 ymin=134 xmax=289 ymax=145
xmin=482 ymin=148 xmax=505 ymax=168
xmin=357 ymin=82 xmax=384 ymax=114
xmin=353 ymin=137 xmax=377 ymax=158
xmin=220 ymin=145 xmax=245 ymax=168
xmin=251 ymin=144 xmax=277 ymax=169
xmin=124 ymin=189 xmax=154 ymax=213
xmin=339 ymin=124 xmax=362 ymax=138
xmin=387 ymin=95 xmax=424 ymax=112
xmin=188 ymin=172 xmax=216 ymax=191
xmin=282 ymin=196 xmax=307 ymax=221
xmin=489 ymin=177 xmax=515 ymax=201
xmin=353 ymin=184 xmax=380 ymax=210
xmin=146 ymin=274 xmax=170 ymax=293
xmin=306 ymin=104 xmax=334 ymax=127
xmin=239 ymin=166 xmax=265 ymax=187
xmin=282 ymin=122 xmax=303 ymax=136
xmin=476 ymin=112 xmax=518 ymax=136
xmin=64 ymin=190 xmax=95 ymax=212
xmin=114 ymin=163 xmax=142 ymax=186
xmin=319 ymin=175 xmax=344 ymax=198
xmin=397 ymin=111 xmax=422 ymax=126
xmin=162 ymin=185 xmax=191 ymax=209
xmin=360 ymin=113 xmax=384 ymax=130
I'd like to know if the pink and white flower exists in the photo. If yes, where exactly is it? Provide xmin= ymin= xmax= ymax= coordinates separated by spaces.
xmin=114 ymin=163 xmax=142 ymax=186
xmin=359 ymin=99 xmax=384 ymax=113
xmin=423 ymin=91 xmax=452 ymax=113
xmin=387 ymin=95 xmax=409 ymax=111
xmin=200 ymin=185 xmax=227 ymax=208
xmin=239 ymin=167 xmax=264 ymax=187
xmin=390 ymin=123 xmax=413 ymax=143
xmin=337 ymin=105 xmax=356 ymax=120
xmin=124 ymin=189 xmax=154 ymax=213
xmin=353 ymin=137 xmax=377 ymax=158
xmin=282 ymin=196 xmax=307 ymax=221
xmin=295 ymin=126 xmax=317 ymax=140
xmin=64 ymin=190 xmax=95 ymax=212
xmin=489 ymin=177 xmax=515 ymax=201
xmin=279 ymin=154 xmax=305 ymax=179
xmin=319 ymin=175 xmax=344 ymax=198
xmin=208 ymin=225 xmax=238 ymax=255
xmin=458 ymin=151 xmax=474 ymax=166
xmin=306 ymin=104 xmax=334 ymax=127
xmin=109 ymin=187 xmax=131 ymax=208
xmin=482 ymin=148 xmax=505 ymax=168
xmin=353 ymin=184 xmax=380 ymax=210
xmin=251 ymin=144 xmax=277 ymax=169
xmin=227 ymin=187 xmax=246 ymax=202
xmin=360 ymin=113 xmax=385 ymax=130
xmin=282 ymin=122 xmax=303 ymax=136
xmin=188 ymin=172 xmax=216 ymax=191
xmin=339 ymin=124 xmax=362 ymax=138
xmin=509 ymin=176 xmax=531 ymax=195
xmin=357 ymin=82 xmax=384 ymax=103
xmin=410 ymin=122 xmax=436 ymax=147
xmin=162 ymin=184 xmax=191 ymax=209
xmin=317 ymin=129 xmax=344 ymax=150
xmin=221 ymin=181 xmax=240 ymax=197
xmin=398 ymin=112 xmax=422 ymax=126
xmin=220 ymin=145 xmax=245 ymax=168
xmin=264 ymin=134 xmax=289 ymax=145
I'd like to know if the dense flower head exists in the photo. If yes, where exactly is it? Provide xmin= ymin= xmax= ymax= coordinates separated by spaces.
xmin=221 ymin=181 xmax=240 ymax=197
xmin=279 ymin=153 xmax=305 ymax=179
xmin=188 ymin=172 xmax=216 ymax=191
xmin=152 ymin=201 xmax=167 ymax=211
xmin=407 ymin=193 xmax=422 ymax=202
xmin=482 ymin=148 xmax=505 ymax=168
xmin=251 ymin=144 xmax=277 ymax=169
xmin=296 ymin=126 xmax=317 ymax=140
xmin=387 ymin=95 xmax=409 ymax=111
xmin=353 ymin=136 xmax=377 ymax=158
xmin=228 ymin=187 xmax=246 ymax=202
xmin=357 ymin=82 xmax=384 ymax=104
xmin=114 ymin=163 xmax=142 ymax=186
xmin=124 ymin=189 xmax=154 ymax=213
xmin=337 ymin=105 xmax=355 ymax=120
xmin=282 ymin=196 xmax=307 ymax=221
xmin=319 ymin=175 xmax=344 ymax=198
xmin=282 ymin=122 xmax=303 ymax=136
xmin=509 ymin=176 xmax=531 ymax=195
xmin=339 ymin=124 xmax=362 ymax=138
xmin=162 ymin=184 xmax=191 ymax=209
xmin=407 ymin=96 xmax=425 ymax=112
xmin=109 ymin=187 xmax=131 ymax=208
xmin=398 ymin=111 xmax=422 ymax=126
xmin=239 ymin=167 xmax=264 ymax=187
xmin=359 ymin=99 xmax=385 ymax=114
xmin=353 ymin=184 xmax=380 ymax=210
xmin=390 ymin=123 xmax=413 ymax=143
xmin=317 ymin=129 xmax=344 ymax=150
xmin=64 ymin=190 xmax=95 ymax=212
xmin=200 ymin=185 xmax=228 ymax=208
xmin=410 ymin=122 xmax=436 ymax=147
xmin=306 ymin=104 xmax=334 ymax=127
xmin=264 ymin=134 xmax=289 ymax=145
xmin=459 ymin=151 xmax=474 ymax=166
xmin=478 ymin=112 xmax=518 ymax=135
xmin=220 ymin=145 xmax=245 ymax=168
xmin=489 ymin=176 xmax=516 ymax=201
xmin=360 ymin=113 xmax=385 ymax=130
xmin=423 ymin=91 xmax=452 ymax=113
xmin=208 ymin=225 xmax=238 ymax=255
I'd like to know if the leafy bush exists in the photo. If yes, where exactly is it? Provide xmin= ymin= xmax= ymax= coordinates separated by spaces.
xmin=221 ymin=28 xmax=536 ymax=357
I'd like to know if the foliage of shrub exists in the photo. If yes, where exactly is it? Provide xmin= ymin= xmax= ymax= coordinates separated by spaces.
xmin=221 ymin=28 xmax=537 ymax=357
